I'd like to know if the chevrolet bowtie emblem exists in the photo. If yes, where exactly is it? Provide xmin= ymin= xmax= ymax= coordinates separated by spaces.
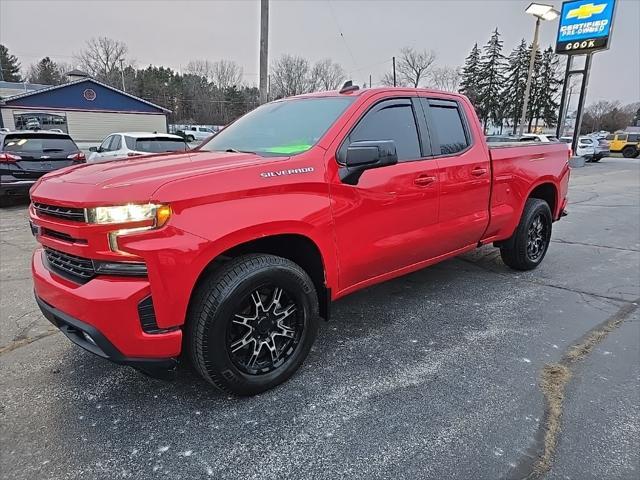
xmin=567 ymin=2 xmax=607 ymax=20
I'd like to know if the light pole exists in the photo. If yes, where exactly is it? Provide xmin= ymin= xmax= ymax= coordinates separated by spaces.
xmin=518 ymin=3 xmax=559 ymax=136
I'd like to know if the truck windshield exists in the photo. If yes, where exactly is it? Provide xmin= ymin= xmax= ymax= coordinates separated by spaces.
xmin=199 ymin=96 xmax=355 ymax=156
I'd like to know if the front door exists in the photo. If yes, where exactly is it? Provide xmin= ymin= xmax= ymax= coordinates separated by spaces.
xmin=329 ymin=97 xmax=441 ymax=291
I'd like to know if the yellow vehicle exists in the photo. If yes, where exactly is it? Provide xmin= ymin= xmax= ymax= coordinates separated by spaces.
xmin=606 ymin=132 xmax=640 ymax=158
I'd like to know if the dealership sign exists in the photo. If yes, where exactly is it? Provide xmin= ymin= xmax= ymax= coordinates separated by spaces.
xmin=556 ymin=0 xmax=616 ymax=54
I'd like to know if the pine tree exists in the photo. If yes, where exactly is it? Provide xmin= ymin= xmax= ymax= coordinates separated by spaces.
xmin=27 ymin=57 xmax=64 ymax=85
xmin=536 ymin=47 xmax=561 ymax=129
xmin=477 ymin=29 xmax=506 ymax=133
xmin=459 ymin=43 xmax=481 ymax=107
xmin=0 ymin=44 xmax=22 ymax=82
xmin=503 ymin=39 xmax=529 ymax=134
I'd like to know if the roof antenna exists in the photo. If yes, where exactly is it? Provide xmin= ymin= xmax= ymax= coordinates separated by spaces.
xmin=339 ymin=80 xmax=360 ymax=94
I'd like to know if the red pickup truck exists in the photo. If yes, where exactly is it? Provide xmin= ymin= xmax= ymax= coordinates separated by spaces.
xmin=29 ymin=87 xmax=570 ymax=395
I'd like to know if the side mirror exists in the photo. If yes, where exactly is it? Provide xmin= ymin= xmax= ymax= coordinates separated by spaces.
xmin=89 ymin=146 xmax=98 ymax=152
xmin=340 ymin=140 xmax=398 ymax=185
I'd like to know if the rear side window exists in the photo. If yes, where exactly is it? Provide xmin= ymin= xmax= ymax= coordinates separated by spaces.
xmin=424 ymin=100 xmax=469 ymax=154
xmin=348 ymin=99 xmax=421 ymax=162
xmin=617 ymin=134 xmax=628 ymax=141
xmin=628 ymin=134 xmax=640 ymax=142
xmin=3 ymin=134 xmax=77 ymax=153
xmin=130 ymin=137 xmax=188 ymax=153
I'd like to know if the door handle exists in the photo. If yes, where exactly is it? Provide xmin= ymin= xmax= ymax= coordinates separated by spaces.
xmin=414 ymin=175 xmax=436 ymax=186
xmin=471 ymin=167 xmax=488 ymax=176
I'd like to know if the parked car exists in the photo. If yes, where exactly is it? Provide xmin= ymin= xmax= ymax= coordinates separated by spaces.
xmin=519 ymin=133 xmax=559 ymax=142
xmin=88 ymin=132 xmax=189 ymax=162
xmin=179 ymin=125 xmax=215 ymax=142
xmin=25 ymin=118 xmax=41 ymax=130
xmin=1 ymin=131 xmax=85 ymax=204
xmin=29 ymin=87 xmax=570 ymax=395
xmin=607 ymin=132 xmax=640 ymax=158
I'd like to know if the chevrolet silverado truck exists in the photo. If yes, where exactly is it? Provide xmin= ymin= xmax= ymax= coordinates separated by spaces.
xmin=29 ymin=86 xmax=570 ymax=396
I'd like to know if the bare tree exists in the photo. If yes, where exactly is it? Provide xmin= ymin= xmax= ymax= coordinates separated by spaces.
xmin=309 ymin=59 xmax=346 ymax=91
xmin=380 ymin=71 xmax=408 ymax=87
xmin=397 ymin=47 xmax=437 ymax=88
xmin=429 ymin=66 xmax=461 ymax=92
xmin=185 ymin=60 xmax=214 ymax=79
xmin=186 ymin=59 xmax=243 ymax=89
xmin=211 ymin=60 xmax=243 ymax=89
xmin=270 ymin=54 xmax=311 ymax=99
xmin=74 ymin=37 xmax=128 ymax=85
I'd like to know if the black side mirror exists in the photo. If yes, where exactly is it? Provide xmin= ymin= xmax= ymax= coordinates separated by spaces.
xmin=89 ymin=146 xmax=98 ymax=152
xmin=340 ymin=140 xmax=398 ymax=185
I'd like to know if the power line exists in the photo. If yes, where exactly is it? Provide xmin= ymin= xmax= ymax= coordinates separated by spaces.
xmin=326 ymin=0 xmax=357 ymax=72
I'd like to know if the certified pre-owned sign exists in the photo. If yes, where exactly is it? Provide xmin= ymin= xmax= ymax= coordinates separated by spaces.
xmin=556 ymin=0 xmax=617 ymax=54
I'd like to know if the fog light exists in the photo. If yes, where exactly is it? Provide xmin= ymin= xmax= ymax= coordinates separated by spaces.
xmin=93 ymin=260 xmax=148 ymax=276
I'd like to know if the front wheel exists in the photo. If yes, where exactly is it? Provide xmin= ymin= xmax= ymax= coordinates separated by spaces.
xmin=187 ymin=254 xmax=319 ymax=396
xmin=500 ymin=198 xmax=552 ymax=271
xmin=186 ymin=135 xmax=195 ymax=142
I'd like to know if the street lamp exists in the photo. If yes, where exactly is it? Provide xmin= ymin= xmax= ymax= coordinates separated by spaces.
xmin=518 ymin=3 xmax=560 ymax=136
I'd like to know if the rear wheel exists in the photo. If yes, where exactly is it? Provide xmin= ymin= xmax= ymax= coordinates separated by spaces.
xmin=187 ymin=254 xmax=319 ymax=396
xmin=500 ymin=198 xmax=552 ymax=271
xmin=622 ymin=146 xmax=637 ymax=158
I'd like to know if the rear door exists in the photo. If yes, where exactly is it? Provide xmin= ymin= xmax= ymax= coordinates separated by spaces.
xmin=1 ymin=133 xmax=79 ymax=180
xmin=420 ymin=97 xmax=491 ymax=253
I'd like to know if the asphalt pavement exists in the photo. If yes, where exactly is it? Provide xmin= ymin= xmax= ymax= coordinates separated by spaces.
xmin=1 ymin=157 xmax=638 ymax=480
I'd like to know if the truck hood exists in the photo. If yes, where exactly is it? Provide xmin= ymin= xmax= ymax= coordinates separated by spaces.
xmin=31 ymin=150 xmax=285 ymax=205
xmin=33 ymin=150 xmax=283 ymax=202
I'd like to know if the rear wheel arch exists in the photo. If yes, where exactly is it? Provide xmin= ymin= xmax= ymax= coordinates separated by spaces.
xmin=527 ymin=182 xmax=558 ymax=218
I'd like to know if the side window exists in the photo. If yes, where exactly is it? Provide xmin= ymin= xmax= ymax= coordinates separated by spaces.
xmin=111 ymin=135 xmax=122 ymax=150
xmin=617 ymin=134 xmax=628 ymax=142
xmin=348 ymin=100 xmax=421 ymax=162
xmin=424 ymin=100 xmax=469 ymax=155
xmin=629 ymin=134 xmax=639 ymax=142
xmin=99 ymin=135 xmax=113 ymax=151
xmin=124 ymin=136 xmax=136 ymax=149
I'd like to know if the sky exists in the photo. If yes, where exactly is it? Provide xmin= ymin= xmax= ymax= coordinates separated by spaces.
xmin=1 ymin=0 xmax=638 ymax=105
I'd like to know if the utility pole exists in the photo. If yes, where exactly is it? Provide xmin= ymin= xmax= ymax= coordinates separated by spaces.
xmin=259 ymin=0 xmax=269 ymax=104
xmin=119 ymin=58 xmax=126 ymax=92
xmin=392 ymin=56 xmax=396 ymax=87
xmin=518 ymin=17 xmax=541 ymax=136
xmin=369 ymin=74 xmax=372 ymax=89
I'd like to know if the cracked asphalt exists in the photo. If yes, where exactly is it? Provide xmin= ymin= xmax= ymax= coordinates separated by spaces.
xmin=1 ymin=157 xmax=639 ymax=480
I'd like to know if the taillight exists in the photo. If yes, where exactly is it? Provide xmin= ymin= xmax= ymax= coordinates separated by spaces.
xmin=0 ymin=152 xmax=21 ymax=163
xmin=67 ymin=152 xmax=86 ymax=163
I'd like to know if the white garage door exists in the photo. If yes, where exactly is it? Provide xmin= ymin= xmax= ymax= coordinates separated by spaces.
xmin=66 ymin=111 xmax=167 ymax=142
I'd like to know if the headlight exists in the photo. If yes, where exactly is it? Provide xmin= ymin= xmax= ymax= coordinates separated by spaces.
xmin=86 ymin=203 xmax=171 ymax=226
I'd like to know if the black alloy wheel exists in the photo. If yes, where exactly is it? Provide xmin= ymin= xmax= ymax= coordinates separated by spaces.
xmin=227 ymin=285 xmax=303 ymax=375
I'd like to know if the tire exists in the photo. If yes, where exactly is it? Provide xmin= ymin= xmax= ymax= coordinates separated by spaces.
xmin=187 ymin=254 xmax=319 ymax=396
xmin=633 ymin=151 xmax=640 ymax=159
xmin=591 ymin=155 xmax=601 ymax=163
xmin=500 ymin=198 xmax=552 ymax=271
xmin=186 ymin=135 xmax=195 ymax=142
xmin=622 ymin=146 xmax=637 ymax=158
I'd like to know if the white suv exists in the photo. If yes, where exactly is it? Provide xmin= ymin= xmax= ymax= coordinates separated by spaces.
xmin=88 ymin=132 xmax=188 ymax=163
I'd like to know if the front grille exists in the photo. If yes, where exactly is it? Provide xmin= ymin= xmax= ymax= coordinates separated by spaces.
xmin=44 ymin=247 xmax=95 ymax=283
xmin=41 ymin=228 xmax=87 ymax=245
xmin=34 ymin=202 xmax=85 ymax=222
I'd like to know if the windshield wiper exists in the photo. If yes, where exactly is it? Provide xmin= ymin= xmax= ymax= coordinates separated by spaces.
xmin=224 ymin=148 xmax=256 ymax=154
xmin=43 ymin=148 xmax=64 ymax=152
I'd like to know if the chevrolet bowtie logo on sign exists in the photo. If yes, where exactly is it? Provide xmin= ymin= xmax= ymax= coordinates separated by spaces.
xmin=556 ymin=0 xmax=616 ymax=54
xmin=567 ymin=3 xmax=606 ymax=20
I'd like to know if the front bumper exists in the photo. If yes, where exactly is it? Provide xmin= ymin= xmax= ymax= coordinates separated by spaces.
xmin=36 ymin=296 xmax=177 ymax=379
xmin=32 ymin=248 xmax=182 ymax=376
